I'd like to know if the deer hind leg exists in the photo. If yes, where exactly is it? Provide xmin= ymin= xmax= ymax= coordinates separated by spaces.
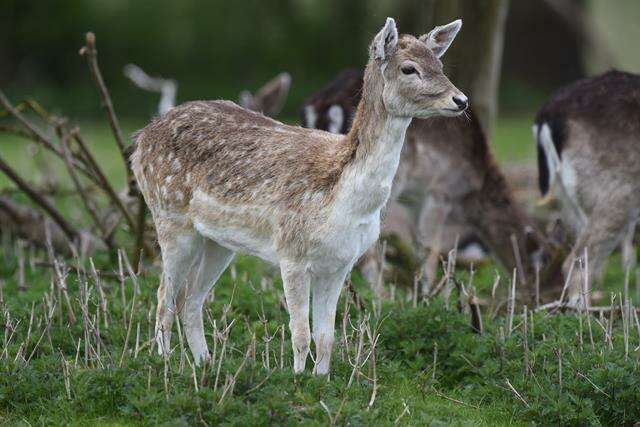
xmin=416 ymin=196 xmax=451 ymax=295
xmin=312 ymin=268 xmax=350 ymax=375
xmin=280 ymin=260 xmax=311 ymax=373
xmin=358 ymin=246 xmax=383 ymax=297
xmin=564 ymin=204 xmax=634 ymax=307
xmin=155 ymin=223 xmax=201 ymax=358
xmin=180 ymin=239 xmax=234 ymax=365
xmin=621 ymin=220 xmax=637 ymax=275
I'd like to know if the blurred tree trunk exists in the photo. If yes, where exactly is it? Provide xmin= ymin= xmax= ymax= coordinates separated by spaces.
xmin=542 ymin=0 xmax=616 ymax=73
xmin=424 ymin=0 xmax=510 ymax=138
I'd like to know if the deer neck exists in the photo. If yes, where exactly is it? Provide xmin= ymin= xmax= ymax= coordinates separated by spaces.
xmin=468 ymin=154 xmax=547 ymax=285
xmin=335 ymin=63 xmax=411 ymax=215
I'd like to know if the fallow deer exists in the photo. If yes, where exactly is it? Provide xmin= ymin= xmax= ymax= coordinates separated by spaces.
xmin=301 ymin=69 xmax=557 ymax=297
xmin=239 ymin=72 xmax=292 ymax=118
xmin=132 ymin=18 xmax=468 ymax=374
xmin=535 ymin=70 xmax=640 ymax=306
xmin=124 ymin=63 xmax=292 ymax=118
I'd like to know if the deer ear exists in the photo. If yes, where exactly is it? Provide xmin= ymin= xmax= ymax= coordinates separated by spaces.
xmin=254 ymin=72 xmax=292 ymax=117
xmin=370 ymin=17 xmax=398 ymax=61
xmin=420 ymin=19 xmax=462 ymax=58
xmin=238 ymin=90 xmax=257 ymax=111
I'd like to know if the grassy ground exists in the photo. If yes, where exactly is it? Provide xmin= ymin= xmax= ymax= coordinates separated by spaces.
xmin=1 ymin=246 xmax=638 ymax=425
xmin=1 ymin=115 xmax=639 ymax=425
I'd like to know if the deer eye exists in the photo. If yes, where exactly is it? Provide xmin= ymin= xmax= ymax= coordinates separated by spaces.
xmin=401 ymin=65 xmax=418 ymax=75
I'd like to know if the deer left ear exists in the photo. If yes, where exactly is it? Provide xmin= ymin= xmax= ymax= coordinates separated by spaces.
xmin=420 ymin=19 xmax=462 ymax=58
xmin=370 ymin=17 xmax=398 ymax=61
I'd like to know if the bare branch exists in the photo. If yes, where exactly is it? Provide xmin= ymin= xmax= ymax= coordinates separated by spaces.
xmin=70 ymin=127 xmax=136 ymax=230
xmin=57 ymin=124 xmax=109 ymax=245
xmin=79 ymin=32 xmax=133 ymax=193
xmin=0 ymin=90 xmax=61 ymax=156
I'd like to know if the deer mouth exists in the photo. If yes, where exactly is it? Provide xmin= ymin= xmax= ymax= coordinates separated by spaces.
xmin=441 ymin=108 xmax=466 ymax=116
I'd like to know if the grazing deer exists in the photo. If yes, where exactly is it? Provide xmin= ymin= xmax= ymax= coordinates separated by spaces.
xmin=535 ymin=70 xmax=640 ymax=305
xmin=125 ymin=63 xmax=291 ymax=118
xmin=301 ymin=70 xmax=557 ymax=297
xmin=301 ymin=68 xmax=363 ymax=134
xmin=132 ymin=17 xmax=467 ymax=374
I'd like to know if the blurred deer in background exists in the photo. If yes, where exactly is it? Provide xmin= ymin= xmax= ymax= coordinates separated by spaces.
xmin=535 ymin=70 xmax=640 ymax=306
xmin=124 ymin=63 xmax=291 ymax=118
xmin=124 ymin=64 xmax=178 ymax=115
xmin=239 ymin=73 xmax=292 ymax=118
xmin=302 ymin=69 xmax=564 ymax=299
xmin=132 ymin=17 xmax=468 ymax=374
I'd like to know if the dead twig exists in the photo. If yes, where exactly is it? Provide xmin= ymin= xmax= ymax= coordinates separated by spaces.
xmin=0 ymin=90 xmax=61 ymax=156
xmin=504 ymin=378 xmax=529 ymax=408
xmin=70 ymin=127 xmax=136 ymax=231
xmin=79 ymin=31 xmax=134 ymax=202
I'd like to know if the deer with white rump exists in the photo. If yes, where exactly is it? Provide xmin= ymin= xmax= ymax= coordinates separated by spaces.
xmin=131 ymin=18 xmax=467 ymax=374
xmin=535 ymin=70 xmax=640 ymax=306
xmin=302 ymin=71 xmax=561 ymax=299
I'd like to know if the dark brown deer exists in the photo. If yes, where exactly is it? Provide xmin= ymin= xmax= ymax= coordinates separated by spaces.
xmin=535 ymin=70 xmax=640 ymax=306
xmin=301 ymin=69 xmax=562 ymax=298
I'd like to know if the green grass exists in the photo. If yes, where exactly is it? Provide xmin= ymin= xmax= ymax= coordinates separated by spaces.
xmin=0 ymin=246 xmax=638 ymax=425
xmin=1 ymin=115 xmax=639 ymax=425
xmin=492 ymin=114 xmax=537 ymax=164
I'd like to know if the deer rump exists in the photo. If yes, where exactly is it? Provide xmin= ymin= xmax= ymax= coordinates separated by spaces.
xmin=532 ymin=70 xmax=640 ymax=305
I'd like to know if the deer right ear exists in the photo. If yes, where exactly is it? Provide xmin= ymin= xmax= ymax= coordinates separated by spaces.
xmin=420 ymin=19 xmax=462 ymax=58
xmin=370 ymin=17 xmax=398 ymax=61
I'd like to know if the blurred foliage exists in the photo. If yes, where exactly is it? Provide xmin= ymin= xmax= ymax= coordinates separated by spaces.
xmin=3 ymin=1 xmax=639 ymax=121
xmin=1 ymin=0 xmax=406 ymax=119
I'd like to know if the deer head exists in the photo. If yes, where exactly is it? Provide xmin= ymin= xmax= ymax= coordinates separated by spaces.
xmin=370 ymin=18 xmax=468 ymax=119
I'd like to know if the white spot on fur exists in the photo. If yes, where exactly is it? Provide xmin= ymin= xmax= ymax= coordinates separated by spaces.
xmin=165 ymin=175 xmax=173 ymax=184
xmin=172 ymin=158 xmax=181 ymax=171
xmin=175 ymin=191 xmax=184 ymax=202
xmin=186 ymin=172 xmax=192 ymax=183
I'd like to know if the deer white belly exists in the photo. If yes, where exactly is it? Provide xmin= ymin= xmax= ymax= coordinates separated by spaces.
xmin=190 ymin=190 xmax=281 ymax=264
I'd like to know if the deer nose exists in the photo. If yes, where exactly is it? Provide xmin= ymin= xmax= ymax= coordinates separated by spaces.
xmin=452 ymin=95 xmax=468 ymax=111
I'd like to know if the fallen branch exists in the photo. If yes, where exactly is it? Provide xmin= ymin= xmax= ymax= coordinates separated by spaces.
xmin=432 ymin=388 xmax=480 ymax=410
xmin=0 ymin=155 xmax=78 ymax=242
xmin=0 ymin=196 xmax=72 ymax=254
